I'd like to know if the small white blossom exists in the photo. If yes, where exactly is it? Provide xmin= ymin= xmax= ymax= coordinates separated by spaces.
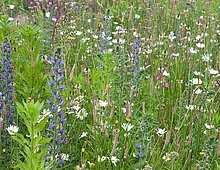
xmin=202 ymin=54 xmax=212 ymax=62
xmin=185 ymin=105 xmax=196 ymax=111
xmin=196 ymin=43 xmax=205 ymax=48
xmin=107 ymin=36 xmax=112 ymax=40
xmin=6 ymin=125 xmax=19 ymax=135
xmin=205 ymin=123 xmax=214 ymax=130
xmin=119 ymin=38 xmax=125 ymax=44
xmin=133 ymin=31 xmax=139 ymax=37
xmin=98 ymin=156 xmax=107 ymax=162
xmin=193 ymin=71 xmax=203 ymax=76
xmin=61 ymin=153 xmax=69 ymax=161
xmin=208 ymin=68 xmax=219 ymax=75
xmin=189 ymin=47 xmax=197 ymax=54
xmin=163 ymin=70 xmax=170 ymax=77
xmin=196 ymin=35 xmax=201 ymax=41
xmin=112 ymin=39 xmax=118 ymax=44
xmin=121 ymin=123 xmax=134 ymax=132
xmin=93 ymin=35 xmax=98 ymax=39
xmin=56 ymin=153 xmax=69 ymax=161
xmin=99 ymin=100 xmax=108 ymax=107
xmin=75 ymin=31 xmax=82 ymax=36
xmin=111 ymin=156 xmax=119 ymax=166
xmin=45 ymin=12 xmax=50 ymax=18
xmin=135 ymin=14 xmax=140 ymax=19
xmin=194 ymin=88 xmax=202 ymax=94
xmin=121 ymin=108 xmax=126 ymax=113
xmin=52 ymin=18 xmax=57 ymax=22
xmin=133 ymin=153 xmax=137 ymax=158
xmin=171 ymin=53 xmax=179 ymax=57
xmin=8 ymin=17 xmax=14 ymax=21
xmin=190 ymin=78 xmax=202 ymax=85
xmin=168 ymin=31 xmax=176 ymax=42
xmin=79 ymin=132 xmax=88 ymax=139
xmin=156 ymin=128 xmax=166 ymax=137
xmin=9 ymin=5 xmax=15 ymax=9
xmin=162 ymin=153 xmax=171 ymax=162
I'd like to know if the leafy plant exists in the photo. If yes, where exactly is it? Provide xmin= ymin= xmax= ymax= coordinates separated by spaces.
xmin=12 ymin=100 xmax=52 ymax=170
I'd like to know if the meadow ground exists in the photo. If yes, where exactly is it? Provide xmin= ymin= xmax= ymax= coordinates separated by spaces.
xmin=0 ymin=0 xmax=219 ymax=169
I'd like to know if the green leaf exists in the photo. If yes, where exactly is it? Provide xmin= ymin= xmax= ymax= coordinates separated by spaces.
xmin=14 ymin=161 xmax=30 ymax=170
xmin=39 ymin=137 xmax=53 ymax=145
xmin=34 ymin=115 xmax=48 ymax=133
xmin=11 ymin=134 xmax=29 ymax=147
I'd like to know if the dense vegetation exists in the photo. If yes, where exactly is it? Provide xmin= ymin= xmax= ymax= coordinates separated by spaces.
xmin=0 ymin=0 xmax=219 ymax=169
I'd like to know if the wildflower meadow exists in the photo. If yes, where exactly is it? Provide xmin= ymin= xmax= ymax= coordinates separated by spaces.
xmin=0 ymin=0 xmax=219 ymax=169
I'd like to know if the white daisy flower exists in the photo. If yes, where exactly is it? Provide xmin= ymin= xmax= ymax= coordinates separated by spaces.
xmin=162 ymin=153 xmax=171 ymax=162
xmin=75 ymin=31 xmax=82 ymax=36
xmin=99 ymin=100 xmax=108 ymax=107
xmin=163 ymin=70 xmax=170 ymax=77
xmin=9 ymin=5 xmax=15 ymax=9
xmin=6 ymin=125 xmax=19 ymax=135
xmin=168 ymin=31 xmax=176 ymax=42
xmin=79 ymin=132 xmax=88 ymax=139
xmin=76 ymin=108 xmax=88 ymax=120
xmin=156 ymin=128 xmax=166 ymax=137
xmin=190 ymin=78 xmax=202 ymax=85
xmin=196 ymin=42 xmax=205 ymax=48
xmin=193 ymin=71 xmax=204 ymax=76
xmin=45 ymin=12 xmax=50 ymax=18
xmin=121 ymin=123 xmax=134 ymax=132
xmin=194 ymin=88 xmax=202 ymax=94
xmin=208 ymin=68 xmax=219 ymax=75
xmin=189 ymin=47 xmax=197 ymax=54
xmin=111 ymin=156 xmax=119 ymax=166
xmin=205 ymin=123 xmax=214 ymax=130
xmin=202 ymin=54 xmax=212 ymax=62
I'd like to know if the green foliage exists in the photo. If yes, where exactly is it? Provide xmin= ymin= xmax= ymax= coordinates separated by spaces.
xmin=0 ymin=0 xmax=220 ymax=169
xmin=13 ymin=100 xmax=52 ymax=170
xmin=14 ymin=25 xmax=48 ymax=100
xmin=16 ymin=25 xmax=42 ymax=60
xmin=15 ymin=60 xmax=48 ymax=100
xmin=0 ymin=15 xmax=13 ymax=42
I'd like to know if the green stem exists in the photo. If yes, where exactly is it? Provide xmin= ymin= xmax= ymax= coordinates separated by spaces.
xmin=31 ymin=123 xmax=34 ymax=170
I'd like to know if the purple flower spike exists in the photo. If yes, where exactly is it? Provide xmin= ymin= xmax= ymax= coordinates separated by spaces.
xmin=47 ymin=49 xmax=67 ymax=166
